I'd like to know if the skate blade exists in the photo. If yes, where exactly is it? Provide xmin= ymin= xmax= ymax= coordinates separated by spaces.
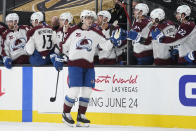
xmin=76 ymin=122 xmax=90 ymax=127
xmin=62 ymin=118 xmax=75 ymax=127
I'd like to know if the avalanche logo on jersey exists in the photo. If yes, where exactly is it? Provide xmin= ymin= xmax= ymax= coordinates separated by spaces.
xmin=10 ymin=37 xmax=27 ymax=52
xmin=76 ymin=37 xmax=92 ymax=51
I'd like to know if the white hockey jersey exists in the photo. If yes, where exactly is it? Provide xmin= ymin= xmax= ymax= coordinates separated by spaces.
xmin=98 ymin=25 xmax=117 ymax=63
xmin=25 ymin=25 xmax=58 ymax=57
xmin=62 ymin=25 xmax=114 ymax=68
xmin=93 ymin=23 xmax=127 ymax=64
xmin=155 ymin=22 xmax=196 ymax=64
xmin=56 ymin=27 xmax=68 ymax=45
xmin=0 ymin=25 xmax=7 ymax=56
xmin=151 ymin=21 xmax=177 ymax=65
xmin=132 ymin=18 xmax=153 ymax=57
xmin=2 ymin=25 xmax=29 ymax=62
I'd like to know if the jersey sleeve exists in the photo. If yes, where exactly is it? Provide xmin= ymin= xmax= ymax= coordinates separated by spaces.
xmin=2 ymin=38 xmax=10 ymax=57
xmin=2 ymin=31 xmax=11 ymax=57
xmin=61 ymin=26 xmax=78 ymax=56
xmin=62 ymin=34 xmax=71 ymax=55
xmin=91 ymin=28 xmax=114 ymax=51
xmin=161 ymin=22 xmax=195 ymax=43
xmin=24 ymin=35 xmax=35 ymax=55
xmin=97 ymin=36 xmax=114 ymax=51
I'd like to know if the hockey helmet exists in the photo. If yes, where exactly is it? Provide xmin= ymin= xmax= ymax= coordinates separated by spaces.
xmin=135 ymin=3 xmax=149 ymax=16
xmin=31 ymin=12 xmax=44 ymax=23
xmin=176 ymin=5 xmax=191 ymax=17
xmin=60 ymin=12 xmax=73 ymax=24
xmin=98 ymin=10 xmax=111 ymax=22
xmin=150 ymin=8 xmax=165 ymax=21
xmin=80 ymin=10 xmax=96 ymax=20
xmin=6 ymin=13 xmax=19 ymax=23
xmin=90 ymin=11 xmax=97 ymax=20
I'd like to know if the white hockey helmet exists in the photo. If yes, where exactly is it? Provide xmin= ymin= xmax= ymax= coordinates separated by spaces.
xmin=90 ymin=11 xmax=97 ymax=20
xmin=36 ymin=12 xmax=44 ymax=22
xmin=12 ymin=13 xmax=19 ymax=23
xmin=59 ymin=12 xmax=73 ymax=24
xmin=6 ymin=13 xmax=19 ymax=23
xmin=176 ymin=5 xmax=191 ymax=17
xmin=80 ymin=10 xmax=96 ymax=20
xmin=150 ymin=8 xmax=165 ymax=21
xmin=135 ymin=3 xmax=149 ymax=16
xmin=31 ymin=12 xmax=44 ymax=23
xmin=98 ymin=10 xmax=111 ymax=22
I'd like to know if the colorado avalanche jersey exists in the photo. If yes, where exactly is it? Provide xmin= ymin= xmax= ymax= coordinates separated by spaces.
xmin=98 ymin=24 xmax=118 ymax=64
xmin=93 ymin=23 xmax=125 ymax=64
xmin=56 ymin=27 xmax=68 ymax=44
xmin=56 ymin=27 xmax=71 ymax=56
xmin=25 ymin=25 xmax=57 ymax=57
xmin=151 ymin=20 xmax=177 ymax=65
xmin=159 ymin=22 xmax=196 ymax=64
xmin=0 ymin=25 xmax=7 ymax=56
xmin=131 ymin=18 xmax=153 ymax=58
xmin=2 ymin=25 xmax=30 ymax=63
xmin=62 ymin=25 xmax=114 ymax=68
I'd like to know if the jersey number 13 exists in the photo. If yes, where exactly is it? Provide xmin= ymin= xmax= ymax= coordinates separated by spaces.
xmin=42 ymin=35 xmax=52 ymax=49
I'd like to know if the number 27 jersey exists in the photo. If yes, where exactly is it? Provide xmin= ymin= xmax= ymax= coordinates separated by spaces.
xmin=25 ymin=25 xmax=57 ymax=56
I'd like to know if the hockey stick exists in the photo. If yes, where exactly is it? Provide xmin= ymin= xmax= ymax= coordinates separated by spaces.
xmin=49 ymin=44 xmax=64 ymax=102
xmin=50 ymin=70 xmax=60 ymax=102
xmin=121 ymin=3 xmax=132 ymax=27
xmin=49 ymin=44 xmax=69 ymax=102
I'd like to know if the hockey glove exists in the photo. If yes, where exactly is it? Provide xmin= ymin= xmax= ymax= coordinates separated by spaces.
xmin=127 ymin=30 xmax=140 ymax=42
xmin=110 ymin=29 xmax=127 ymax=46
xmin=170 ymin=49 xmax=179 ymax=61
xmin=184 ymin=51 xmax=195 ymax=63
xmin=151 ymin=28 xmax=164 ymax=42
xmin=3 ymin=56 xmax=12 ymax=69
xmin=50 ymin=54 xmax=64 ymax=71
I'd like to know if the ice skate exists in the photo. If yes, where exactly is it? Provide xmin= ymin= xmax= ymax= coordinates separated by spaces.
xmin=76 ymin=113 xmax=90 ymax=127
xmin=62 ymin=113 xmax=75 ymax=127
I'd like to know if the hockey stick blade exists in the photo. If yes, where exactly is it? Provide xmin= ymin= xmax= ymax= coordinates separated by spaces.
xmin=50 ymin=97 xmax=56 ymax=102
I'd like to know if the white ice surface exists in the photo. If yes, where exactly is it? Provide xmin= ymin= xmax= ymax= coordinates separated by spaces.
xmin=0 ymin=122 xmax=196 ymax=131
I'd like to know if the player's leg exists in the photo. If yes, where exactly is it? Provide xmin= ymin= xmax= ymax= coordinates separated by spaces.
xmin=62 ymin=66 xmax=82 ymax=126
xmin=76 ymin=68 xmax=95 ymax=127
xmin=29 ymin=50 xmax=50 ymax=65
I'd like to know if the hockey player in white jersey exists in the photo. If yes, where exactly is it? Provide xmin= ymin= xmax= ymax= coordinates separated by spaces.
xmin=25 ymin=12 xmax=62 ymax=69
xmin=152 ymin=5 xmax=196 ymax=65
xmin=150 ymin=8 xmax=177 ymax=65
xmin=172 ymin=5 xmax=196 ymax=64
xmin=110 ymin=7 xmax=177 ymax=65
xmin=51 ymin=10 xmax=116 ymax=127
xmin=109 ymin=3 xmax=153 ymax=65
xmin=93 ymin=10 xmax=119 ymax=64
xmin=129 ymin=3 xmax=154 ymax=65
xmin=2 ymin=13 xmax=30 ymax=69
xmin=96 ymin=10 xmax=112 ymax=38
xmin=56 ymin=12 xmax=73 ymax=53
xmin=57 ymin=12 xmax=73 ymax=42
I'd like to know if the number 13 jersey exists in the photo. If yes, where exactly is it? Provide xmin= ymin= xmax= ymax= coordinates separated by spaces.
xmin=25 ymin=25 xmax=57 ymax=57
